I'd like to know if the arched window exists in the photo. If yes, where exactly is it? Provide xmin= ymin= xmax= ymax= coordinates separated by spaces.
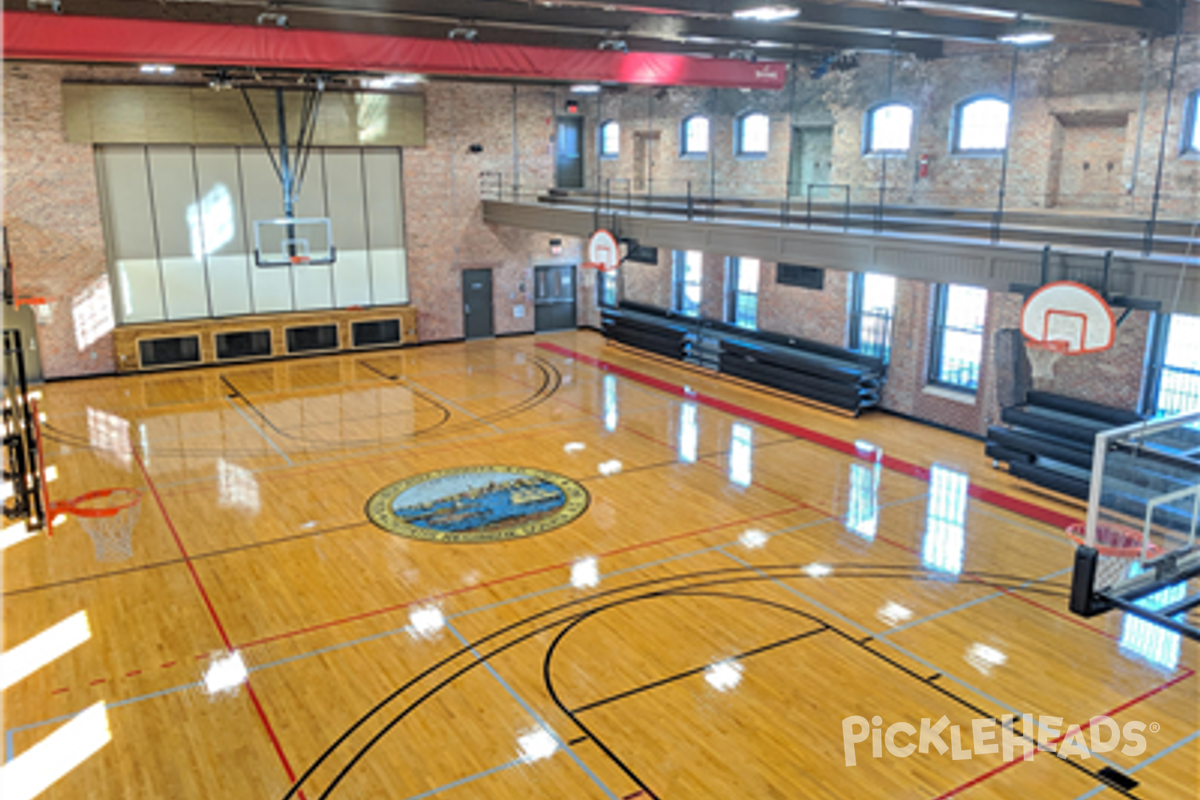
xmin=953 ymin=97 xmax=1010 ymax=153
xmin=599 ymin=120 xmax=620 ymax=158
xmin=681 ymin=115 xmax=710 ymax=156
xmin=865 ymin=103 xmax=914 ymax=154
xmin=736 ymin=112 xmax=770 ymax=156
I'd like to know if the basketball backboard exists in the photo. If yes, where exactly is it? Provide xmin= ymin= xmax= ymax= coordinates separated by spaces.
xmin=1020 ymin=281 xmax=1114 ymax=354
xmin=254 ymin=217 xmax=337 ymax=267
xmin=1069 ymin=409 xmax=1200 ymax=641
xmin=584 ymin=229 xmax=620 ymax=273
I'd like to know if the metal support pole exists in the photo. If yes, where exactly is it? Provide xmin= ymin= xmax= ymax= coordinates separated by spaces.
xmin=1145 ymin=1 xmax=1186 ymax=255
xmin=993 ymin=46 xmax=1019 ymax=245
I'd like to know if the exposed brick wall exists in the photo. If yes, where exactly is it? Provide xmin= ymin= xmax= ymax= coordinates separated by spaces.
xmin=3 ymin=63 xmax=114 ymax=378
xmin=757 ymin=265 xmax=848 ymax=346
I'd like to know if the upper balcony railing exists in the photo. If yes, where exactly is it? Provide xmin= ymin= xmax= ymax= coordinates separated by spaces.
xmin=479 ymin=171 xmax=1200 ymax=260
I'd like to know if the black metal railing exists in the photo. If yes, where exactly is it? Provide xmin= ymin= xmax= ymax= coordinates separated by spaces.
xmin=1155 ymin=364 xmax=1200 ymax=417
xmin=477 ymin=173 xmax=1200 ymax=258
xmin=850 ymin=309 xmax=893 ymax=363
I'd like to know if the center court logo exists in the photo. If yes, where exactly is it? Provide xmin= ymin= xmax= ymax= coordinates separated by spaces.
xmin=366 ymin=465 xmax=589 ymax=544
xmin=842 ymin=714 xmax=1150 ymax=767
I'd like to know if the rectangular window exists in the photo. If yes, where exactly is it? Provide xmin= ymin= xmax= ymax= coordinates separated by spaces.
xmin=598 ymin=269 xmax=618 ymax=308
xmin=849 ymin=273 xmax=896 ymax=361
xmin=726 ymin=257 xmax=760 ymax=329
xmin=673 ymin=250 xmax=703 ymax=317
xmin=1145 ymin=312 xmax=1200 ymax=416
xmin=929 ymin=284 xmax=988 ymax=392
xmin=1184 ymin=91 xmax=1200 ymax=155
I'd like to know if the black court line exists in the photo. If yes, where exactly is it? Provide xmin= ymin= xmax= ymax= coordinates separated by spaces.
xmin=568 ymin=625 xmax=830 ymax=715
xmin=276 ymin=565 xmax=1126 ymax=800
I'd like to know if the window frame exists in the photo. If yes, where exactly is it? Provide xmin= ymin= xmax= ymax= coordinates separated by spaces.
xmin=864 ymin=102 xmax=915 ymax=156
xmin=928 ymin=283 xmax=988 ymax=394
xmin=680 ymin=114 xmax=710 ymax=157
xmin=1182 ymin=90 xmax=1200 ymax=156
xmin=599 ymin=119 xmax=620 ymax=159
xmin=672 ymin=250 xmax=703 ymax=317
xmin=1142 ymin=312 xmax=1200 ymax=416
xmin=951 ymin=95 xmax=1011 ymax=156
xmin=597 ymin=266 xmax=619 ymax=309
xmin=734 ymin=111 xmax=770 ymax=158
xmin=848 ymin=272 xmax=896 ymax=362
xmin=725 ymin=256 xmax=760 ymax=329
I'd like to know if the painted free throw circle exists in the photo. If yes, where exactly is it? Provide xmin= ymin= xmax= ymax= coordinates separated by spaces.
xmin=366 ymin=465 xmax=589 ymax=543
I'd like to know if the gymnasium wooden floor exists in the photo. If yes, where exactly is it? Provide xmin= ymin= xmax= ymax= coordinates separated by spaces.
xmin=3 ymin=330 xmax=1197 ymax=799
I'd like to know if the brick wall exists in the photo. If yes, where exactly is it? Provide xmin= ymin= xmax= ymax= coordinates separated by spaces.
xmin=3 ymin=63 xmax=114 ymax=379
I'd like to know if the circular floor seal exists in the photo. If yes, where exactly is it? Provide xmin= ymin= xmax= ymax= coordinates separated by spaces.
xmin=366 ymin=465 xmax=589 ymax=543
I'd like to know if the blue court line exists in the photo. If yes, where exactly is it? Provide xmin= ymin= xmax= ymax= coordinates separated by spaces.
xmin=400 ymin=758 xmax=524 ymax=800
xmin=5 ymin=681 xmax=200 ymax=762
xmin=222 ymin=396 xmax=294 ymax=466
xmin=715 ymin=547 xmax=1121 ymax=769
xmin=1069 ymin=726 xmax=1200 ymax=800
xmin=444 ymin=620 xmax=620 ymax=800
xmin=880 ymin=567 xmax=1074 ymax=636
xmin=0 ymin=491 xmax=934 ymax=761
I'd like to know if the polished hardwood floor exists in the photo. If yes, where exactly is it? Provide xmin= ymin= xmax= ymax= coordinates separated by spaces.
xmin=3 ymin=330 xmax=1197 ymax=799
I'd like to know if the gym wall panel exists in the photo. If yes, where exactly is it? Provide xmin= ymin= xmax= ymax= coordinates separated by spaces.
xmin=96 ymin=146 xmax=164 ymax=323
xmin=194 ymin=148 xmax=253 ymax=317
xmin=147 ymin=147 xmax=210 ymax=319
xmin=64 ymin=85 xmax=425 ymax=147
xmin=323 ymin=151 xmax=372 ymax=307
xmin=96 ymin=144 xmax=407 ymax=323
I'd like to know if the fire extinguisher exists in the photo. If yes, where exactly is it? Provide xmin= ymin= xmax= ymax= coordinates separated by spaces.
xmin=918 ymin=153 xmax=931 ymax=179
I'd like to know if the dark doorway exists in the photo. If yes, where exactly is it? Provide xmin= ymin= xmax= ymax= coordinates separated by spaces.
xmin=789 ymin=126 xmax=834 ymax=197
xmin=556 ymin=117 xmax=585 ymax=189
xmin=534 ymin=265 xmax=577 ymax=332
xmin=462 ymin=269 xmax=494 ymax=339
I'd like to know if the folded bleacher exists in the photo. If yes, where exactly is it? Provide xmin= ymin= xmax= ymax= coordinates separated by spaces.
xmin=601 ymin=302 xmax=886 ymax=415
xmin=986 ymin=391 xmax=1144 ymax=499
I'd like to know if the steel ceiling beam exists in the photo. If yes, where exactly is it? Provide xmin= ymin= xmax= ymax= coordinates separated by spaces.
xmin=278 ymin=1 xmax=944 ymax=56
xmin=296 ymin=0 xmax=1005 ymax=42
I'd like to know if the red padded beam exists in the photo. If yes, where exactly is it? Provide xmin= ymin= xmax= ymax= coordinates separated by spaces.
xmin=4 ymin=12 xmax=787 ymax=89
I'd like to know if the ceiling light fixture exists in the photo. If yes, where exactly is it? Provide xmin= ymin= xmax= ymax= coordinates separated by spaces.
xmin=26 ymin=0 xmax=62 ymax=13
xmin=732 ymin=5 xmax=800 ymax=22
xmin=362 ymin=73 xmax=424 ymax=90
xmin=139 ymin=64 xmax=176 ymax=75
xmin=449 ymin=26 xmax=479 ymax=41
xmin=256 ymin=11 xmax=288 ymax=27
xmin=998 ymin=30 xmax=1055 ymax=46
xmin=570 ymin=84 xmax=602 ymax=94
xmin=598 ymin=38 xmax=629 ymax=52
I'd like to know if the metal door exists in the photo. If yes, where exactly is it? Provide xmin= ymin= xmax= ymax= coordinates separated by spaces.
xmin=462 ymin=269 xmax=494 ymax=339
xmin=555 ymin=117 xmax=585 ymax=189
xmin=534 ymin=265 xmax=576 ymax=332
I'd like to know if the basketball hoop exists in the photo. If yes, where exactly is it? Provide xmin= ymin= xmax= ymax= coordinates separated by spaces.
xmin=52 ymin=488 xmax=141 ymax=562
xmin=1066 ymin=521 xmax=1159 ymax=593
xmin=581 ymin=262 xmax=617 ymax=274
xmin=289 ymin=255 xmax=311 ymax=266
xmin=1026 ymin=338 xmax=1069 ymax=382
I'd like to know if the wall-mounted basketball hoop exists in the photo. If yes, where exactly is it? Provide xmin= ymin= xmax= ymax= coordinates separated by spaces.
xmin=581 ymin=229 xmax=620 ymax=274
xmin=1019 ymin=281 xmax=1115 ymax=380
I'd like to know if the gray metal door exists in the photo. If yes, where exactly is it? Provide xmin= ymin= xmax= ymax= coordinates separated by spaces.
xmin=534 ymin=265 xmax=576 ymax=332
xmin=556 ymin=117 xmax=584 ymax=189
xmin=462 ymin=269 xmax=494 ymax=339
xmin=790 ymin=126 xmax=833 ymax=197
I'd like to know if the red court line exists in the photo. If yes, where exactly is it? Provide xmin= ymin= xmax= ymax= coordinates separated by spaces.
xmin=536 ymin=342 xmax=1080 ymax=531
xmin=932 ymin=667 xmax=1196 ymax=799
xmin=235 ymin=504 xmax=806 ymax=650
xmin=134 ymin=447 xmax=305 ymax=795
